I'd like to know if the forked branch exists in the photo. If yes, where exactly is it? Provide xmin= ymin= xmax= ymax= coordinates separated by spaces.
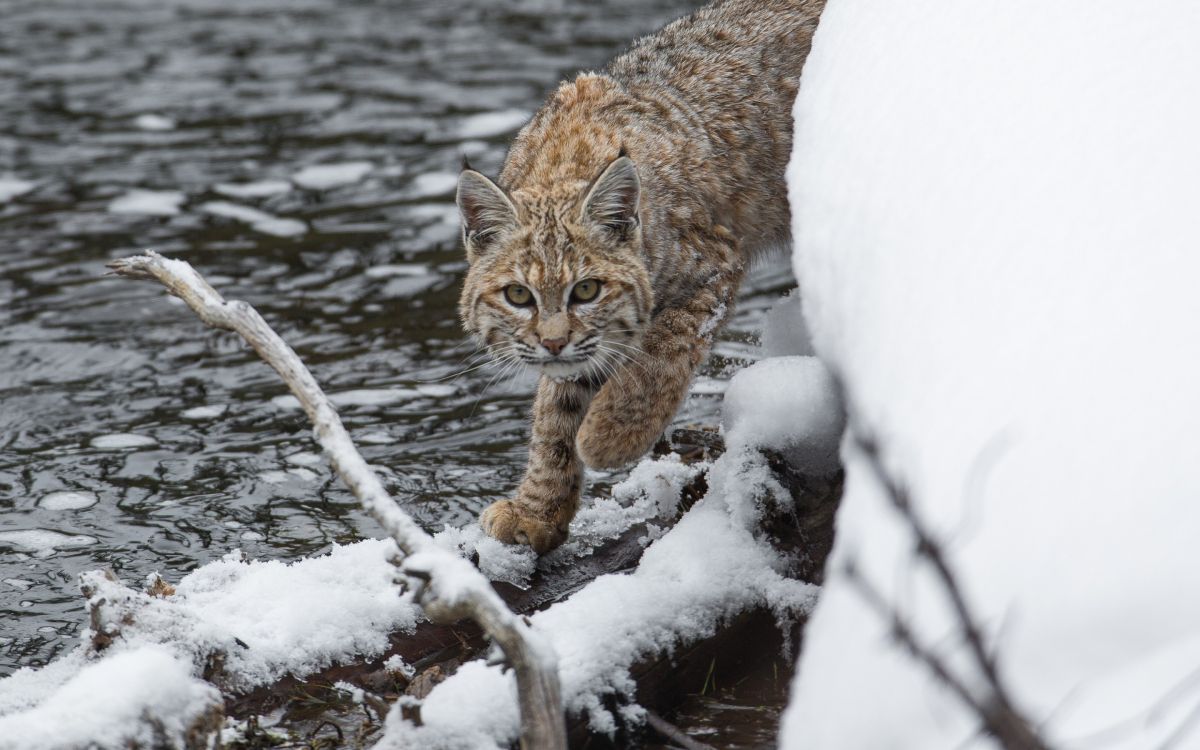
xmin=847 ymin=429 xmax=1050 ymax=750
xmin=107 ymin=250 xmax=566 ymax=750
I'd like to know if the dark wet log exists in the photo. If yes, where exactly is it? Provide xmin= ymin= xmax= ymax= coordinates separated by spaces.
xmin=223 ymin=428 xmax=842 ymax=749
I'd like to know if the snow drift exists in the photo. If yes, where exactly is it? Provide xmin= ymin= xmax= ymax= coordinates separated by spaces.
xmin=781 ymin=0 xmax=1200 ymax=747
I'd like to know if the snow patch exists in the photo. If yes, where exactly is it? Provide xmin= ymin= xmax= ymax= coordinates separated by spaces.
xmin=0 ymin=646 xmax=219 ymax=750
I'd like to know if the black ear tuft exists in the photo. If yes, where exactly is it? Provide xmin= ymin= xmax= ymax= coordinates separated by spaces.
xmin=456 ymin=170 xmax=518 ymax=258
xmin=580 ymin=156 xmax=640 ymax=241
xmin=618 ymin=145 xmax=629 ymax=159
xmin=461 ymin=154 xmax=473 ymax=172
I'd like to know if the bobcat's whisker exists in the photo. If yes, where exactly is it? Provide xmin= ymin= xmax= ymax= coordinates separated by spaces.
xmin=468 ymin=353 xmax=526 ymax=419
xmin=429 ymin=344 xmax=521 ymax=383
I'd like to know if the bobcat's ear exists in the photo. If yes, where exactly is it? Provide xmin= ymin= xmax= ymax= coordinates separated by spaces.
xmin=580 ymin=156 xmax=640 ymax=241
xmin=457 ymin=170 xmax=518 ymax=258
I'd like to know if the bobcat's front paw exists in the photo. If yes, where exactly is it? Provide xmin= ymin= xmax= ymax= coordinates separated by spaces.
xmin=479 ymin=499 xmax=568 ymax=554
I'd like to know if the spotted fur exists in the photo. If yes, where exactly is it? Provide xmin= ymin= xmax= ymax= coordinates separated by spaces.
xmin=458 ymin=0 xmax=825 ymax=552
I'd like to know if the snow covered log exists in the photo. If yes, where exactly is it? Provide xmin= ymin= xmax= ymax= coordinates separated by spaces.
xmin=781 ymin=1 xmax=1200 ymax=747
xmin=221 ymin=427 xmax=842 ymax=747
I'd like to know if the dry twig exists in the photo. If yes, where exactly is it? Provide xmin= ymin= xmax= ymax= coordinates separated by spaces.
xmin=108 ymin=250 xmax=566 ymax=750
xmin=845 ymin=430 xmax=1050 ymax=750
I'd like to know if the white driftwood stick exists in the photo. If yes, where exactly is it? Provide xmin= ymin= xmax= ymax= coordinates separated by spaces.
xmin=107 ymin=250 xmax=566 ymax=750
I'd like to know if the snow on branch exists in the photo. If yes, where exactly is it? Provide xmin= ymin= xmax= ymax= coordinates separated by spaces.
xmin=106 ymin=250 xmax=567 ymax=750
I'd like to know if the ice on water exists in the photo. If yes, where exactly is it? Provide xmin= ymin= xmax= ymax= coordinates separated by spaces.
xmin=291 ymin=162 xmax=374 ymax=190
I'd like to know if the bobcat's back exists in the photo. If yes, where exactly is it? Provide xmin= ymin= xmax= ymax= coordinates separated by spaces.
xmin=500 ymin=0 xmax=822 ymax=304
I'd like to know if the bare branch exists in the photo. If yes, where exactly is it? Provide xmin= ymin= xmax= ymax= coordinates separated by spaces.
xmin=846 ymin=429 xmax=1050 ymax=750
xmin=107 ymin=250 xmax=566 ymax=750
xmin=644 ymin=710 xmax=718 ymax=750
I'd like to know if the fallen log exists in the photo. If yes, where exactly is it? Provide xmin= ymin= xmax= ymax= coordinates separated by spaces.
xmin=221 ymin=429 xmax=842 ymax=748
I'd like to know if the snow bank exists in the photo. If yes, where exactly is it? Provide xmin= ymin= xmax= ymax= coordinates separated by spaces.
xmin=381 ymin=449 xmax=819 ymax=749
xmin=782 ymin=1 xmax=1200 ymax=747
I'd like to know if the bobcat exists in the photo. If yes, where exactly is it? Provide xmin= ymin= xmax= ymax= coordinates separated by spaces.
xmin=457 ymin=0 xmax=824 ymax=552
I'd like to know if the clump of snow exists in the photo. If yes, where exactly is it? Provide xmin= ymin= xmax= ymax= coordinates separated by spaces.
xmin=89 ymin=433 xmax=157 ymax=449
xmin=0 ymin=177 xmax=35 ymax=203
xmin=434 ymin=523 xmax=538 ymax=587
xmin=381 ymin=448 xmax=817 ymax=749
xmin=38 ymin=491 xmax=99 ymax=511
xmin=781 ymin=1 xmax=1200 ymax=748
xmin=200 ymin=200 xmax=307 ymax=237
xmin=292 ymin=162 xmax=373 ymax=190
xmin=0 ymin=646 xmax=220 ymax=750
xmin=0 ymin=538 xmax=421 ymax=746
xmin=0 ymin=530 xmax=97 ymax=558
xmin=722 ymin=356 xmax=843 ymax=475
xmin=133 ymin=113 xmax=176 ymax=131
xmin=384 ymin=654 xmax=417 ymax=680
xmin=67 ymin=540 xmax=421 ymax=691
xmin=549 ymin=455 xmax=702 ymax=561
xmin=759 ymin=292 xmax=814 ymax=357
xmin=213 ymin=180 xmax=292 ymax=199
xmin=455 ymin=110 xmax=530 ymax=140
xmin=107 ymin=189 xmax=185 ymax=216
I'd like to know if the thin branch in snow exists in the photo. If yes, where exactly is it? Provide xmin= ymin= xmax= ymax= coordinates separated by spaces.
xmin=846 ymin=429 xmax=1050 ymax=750
xmin=644 ymin=710 xmax=718 ymax=750
xmin=107 ymin=250 xmax=567 ymax=750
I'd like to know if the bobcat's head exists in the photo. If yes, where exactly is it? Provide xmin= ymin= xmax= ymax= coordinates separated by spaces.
xmin=456 ymin=155 xmax=653 ymax=381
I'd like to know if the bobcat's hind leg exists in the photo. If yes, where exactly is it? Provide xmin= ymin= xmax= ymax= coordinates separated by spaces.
xmin=577 ymin=227 xmax=744 ymax=470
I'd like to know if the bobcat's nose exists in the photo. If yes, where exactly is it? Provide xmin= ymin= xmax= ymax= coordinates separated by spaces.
xmin=540 ymin=337 xmax=568 ymax=356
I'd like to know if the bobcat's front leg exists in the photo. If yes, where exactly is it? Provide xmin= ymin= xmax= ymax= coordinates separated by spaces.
xmin=480 ymin=377 xmax=594 ymax=553
xmin=577 ymin=229 xmax=744 ymax=469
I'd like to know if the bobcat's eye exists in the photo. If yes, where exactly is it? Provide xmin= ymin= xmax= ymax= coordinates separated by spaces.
xmin=570 ymin=279 xmax=601 ymax=303
xmin=504 ymin=284 xmax=534 ymax=307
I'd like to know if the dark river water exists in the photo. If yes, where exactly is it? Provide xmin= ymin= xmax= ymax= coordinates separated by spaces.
xmin=0 ymin=0 xmax=794 ymax=694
